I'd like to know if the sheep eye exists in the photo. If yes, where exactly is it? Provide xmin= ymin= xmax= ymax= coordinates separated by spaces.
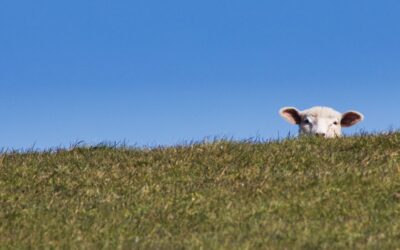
xmin=303 ymin=119 xmax=311 ymax=124
xmin=333 ymin=121 xmax=339 ymax=125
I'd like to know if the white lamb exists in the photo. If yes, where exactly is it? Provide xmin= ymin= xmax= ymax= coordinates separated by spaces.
xmin=279 ymin=106 xmax=364 ymax=138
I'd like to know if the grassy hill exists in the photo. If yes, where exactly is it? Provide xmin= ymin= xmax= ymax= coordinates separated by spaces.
xmin=1 ymin=133 xmax=400 ymax=249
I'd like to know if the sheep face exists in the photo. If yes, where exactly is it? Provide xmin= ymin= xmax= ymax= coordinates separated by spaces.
xmin=279 ymin=106 xmax=364 ymax=138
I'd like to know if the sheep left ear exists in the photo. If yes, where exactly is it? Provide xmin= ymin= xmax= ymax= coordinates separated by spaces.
xmin=341 ymin=111 xmax=364 ymax=127
xmin=279 ymin=107 xmax=302 ymax=125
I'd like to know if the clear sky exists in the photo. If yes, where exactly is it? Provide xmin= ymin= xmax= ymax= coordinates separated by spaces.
xmin=1 ymin=0 xmax=400 ymax=149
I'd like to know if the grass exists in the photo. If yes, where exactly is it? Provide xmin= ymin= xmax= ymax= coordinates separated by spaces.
xmin=1 ymin=133 xmax=400 ymax=249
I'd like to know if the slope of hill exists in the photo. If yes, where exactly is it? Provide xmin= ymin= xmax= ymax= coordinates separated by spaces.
xmin=1 ymin=133 xmax=400 ymax=249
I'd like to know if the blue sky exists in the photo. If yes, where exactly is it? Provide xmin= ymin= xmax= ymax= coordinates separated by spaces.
xmin=1 ymin=0 xmax=400 ymax=149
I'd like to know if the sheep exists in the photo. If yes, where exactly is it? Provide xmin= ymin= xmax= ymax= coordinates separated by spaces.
xmin=279 ymin=106 xmax=364 ymax=138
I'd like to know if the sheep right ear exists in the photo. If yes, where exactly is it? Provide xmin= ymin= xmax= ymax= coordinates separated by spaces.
xmin=341 ymin=111 xmax=364 ymax=127
xmin=279 ymin=107 xmax=302 ymax=125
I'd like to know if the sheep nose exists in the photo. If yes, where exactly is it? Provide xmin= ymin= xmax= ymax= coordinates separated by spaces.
xmin=316 ymin=133 xmax=326 ymax=137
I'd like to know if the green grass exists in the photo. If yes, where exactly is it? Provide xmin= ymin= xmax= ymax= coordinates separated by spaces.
xmin=1 ymin=133 xmax=400 ymax=249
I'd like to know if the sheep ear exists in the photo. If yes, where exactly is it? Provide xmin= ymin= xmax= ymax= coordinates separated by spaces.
xmin=341 ymin=111 xmax=364 ymax=127
xmin=279 ymin=107 xmax=302 ymax=125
